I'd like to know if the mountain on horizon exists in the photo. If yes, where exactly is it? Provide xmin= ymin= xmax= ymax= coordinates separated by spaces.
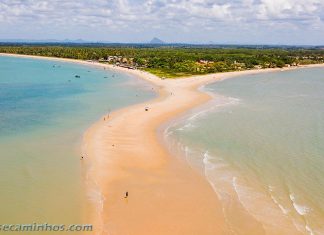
xmin=62 ymin=38 xmax=87 ymax=43
xmin=149 ymin=37 xmax=165 ymax=44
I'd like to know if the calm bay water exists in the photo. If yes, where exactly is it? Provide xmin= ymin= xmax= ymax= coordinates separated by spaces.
xmin=0 ymin=56 xmax=155 ymax=233
xmin=167 ymin=68 xmax=324 ymax=235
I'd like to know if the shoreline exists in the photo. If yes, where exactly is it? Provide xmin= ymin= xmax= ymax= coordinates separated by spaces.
xmin=1 ymin=53 xmax=324 ymax=234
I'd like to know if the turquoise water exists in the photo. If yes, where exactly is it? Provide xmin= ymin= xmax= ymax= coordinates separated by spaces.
xmin=0 ymin=56 xmax=155 ymax=233
xmin=167 ymin=68 xmax=324 ymax=235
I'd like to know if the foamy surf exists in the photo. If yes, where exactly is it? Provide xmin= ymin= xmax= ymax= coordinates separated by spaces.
xmin=288 ymin=193 xmax=319 ymax=235
xmin=289 ymin=194 xmax=311 ymax=216
xmin=187 ymin=95 xmax=241 ymax=122
xmin=268 ymin=186 xmax=290 ymax=215
xmin=163 ymin=67 xmax=324 ymax=234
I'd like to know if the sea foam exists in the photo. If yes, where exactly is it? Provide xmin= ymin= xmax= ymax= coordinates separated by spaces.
xmin=289 ymin=193 xmax=311 ymax=216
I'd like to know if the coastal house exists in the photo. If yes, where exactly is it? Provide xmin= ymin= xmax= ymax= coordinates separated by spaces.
xmin=254 ymin=65 xmax=262 ymax=69
xmin=198 ymin=60 xmax=212 ymax=65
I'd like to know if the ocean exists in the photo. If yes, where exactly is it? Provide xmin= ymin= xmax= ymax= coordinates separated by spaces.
xmin=166 ymin=67 xmax=324 ymax=235
xmin=0 ymin=55 xmax=155 ymax=233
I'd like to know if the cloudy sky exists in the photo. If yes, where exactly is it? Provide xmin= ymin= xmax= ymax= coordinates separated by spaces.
xmin=0 ymin=0 xmax=324 ymax=45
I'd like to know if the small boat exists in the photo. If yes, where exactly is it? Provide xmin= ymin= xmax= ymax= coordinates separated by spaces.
xmin=75 ymin=75 xmax=81 ymax=78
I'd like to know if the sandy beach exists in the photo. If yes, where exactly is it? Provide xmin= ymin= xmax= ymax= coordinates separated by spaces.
xmin=81 ymin=66 xmax=304 ymax=235
xmin=2 ymin=53 xmax=324 ymax=235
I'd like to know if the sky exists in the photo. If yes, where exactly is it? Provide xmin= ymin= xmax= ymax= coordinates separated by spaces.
xmin=0 ymin=0 xmax=324 ymax=45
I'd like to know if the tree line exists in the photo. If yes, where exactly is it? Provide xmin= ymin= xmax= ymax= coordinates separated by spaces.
xmin=1 ymin=46 xmax=323 ymax=77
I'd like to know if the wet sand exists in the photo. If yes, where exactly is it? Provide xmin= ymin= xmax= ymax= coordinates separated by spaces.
xmin=82 ymin=69 xmax=291 ymax=235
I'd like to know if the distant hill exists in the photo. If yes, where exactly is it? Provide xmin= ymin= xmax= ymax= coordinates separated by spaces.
xmin=149 ymin=37 xmax=165 ymax=44
xmin=62 ymin=38 xmax=87 ymax=43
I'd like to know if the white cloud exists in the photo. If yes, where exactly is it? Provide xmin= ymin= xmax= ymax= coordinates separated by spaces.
xmin=257 ymin=0 xmax=323 ymax=22
xmin=0 ymin=0 xmax=323 ymax=44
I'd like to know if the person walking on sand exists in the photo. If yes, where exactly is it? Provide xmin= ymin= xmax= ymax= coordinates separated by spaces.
xmin=124 ymin=191 xmax=128 ymax=198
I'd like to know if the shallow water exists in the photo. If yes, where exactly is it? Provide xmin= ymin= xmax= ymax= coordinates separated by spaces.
xmin=166 ymin=68 xmax=324 ymax=235
xmin=0 ymin=56 xmax=155 ymax=233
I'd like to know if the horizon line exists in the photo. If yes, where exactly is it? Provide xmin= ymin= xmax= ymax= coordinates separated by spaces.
xmin=0 ymin=40 xmax=324 ymax=47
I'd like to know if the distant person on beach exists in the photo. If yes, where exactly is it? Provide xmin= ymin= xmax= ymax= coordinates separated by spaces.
xmin=125 ymin=192 xmax=128 ymax=198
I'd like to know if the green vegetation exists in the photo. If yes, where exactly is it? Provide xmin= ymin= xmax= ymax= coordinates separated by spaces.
xmin=1 ymin=46 xmax=324 ymax=78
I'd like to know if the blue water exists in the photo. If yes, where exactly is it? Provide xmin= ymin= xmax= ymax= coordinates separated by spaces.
xmin=167 ymin=68 xmax=324 ymax=235
xmin=0 ymin=55 xmax=155 ymax=233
